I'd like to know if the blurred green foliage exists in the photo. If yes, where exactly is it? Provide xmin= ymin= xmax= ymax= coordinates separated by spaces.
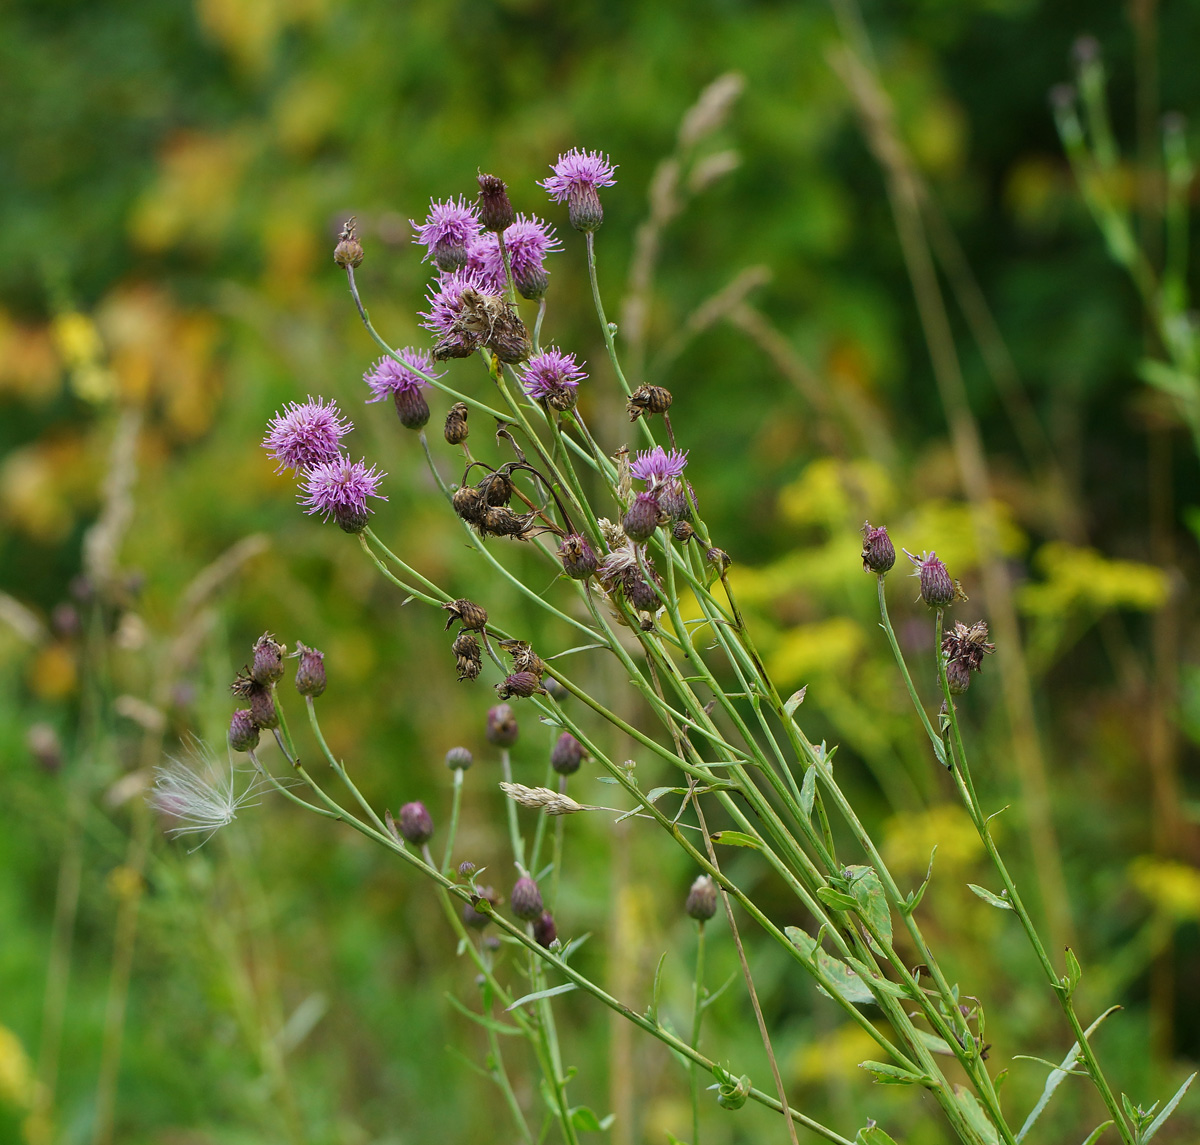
xmin=1 ymin=1 xmax=1199 ymax=1143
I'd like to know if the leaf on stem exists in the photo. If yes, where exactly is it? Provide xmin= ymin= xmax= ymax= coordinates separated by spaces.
xmin=856 ymin=1126 xmax=901 ymax=1145
xmin=445 ymin=992 xmax=524 ymax=1036
xmin=786 ymin=926 xmax=875 ymax=1005
xmin=954 ymin=1086 xmax=1000 ymax=1145
xmin=858 ymin=1060 xmax=930 ymax=1086
xmin=846 ymin=864 xmax=893 ymax=948
xmin=505 ymin=982 xmax=578 ymax=1011
xmin=903 ymin=846 xmax=937 ymax=915
xmin=967 ymin=883 xmax=1013 ymax=910
xmin=1062 ymin=947 xmax=1082 ymax=997
xmin=711 ymin=830 xmax=760 ymax=849
xmin=1078 ymin=1121 xmax=1113 ymax=1145
xmin=784 ymin=685 xmax=807 ymax=716
xmin=569 ymin=1106 xmax=615 ymax=1132
xmin=1141 ymin=1071 xmax=1196 ymax=1142
xmin=800 ymin=765 xmax=817 ymax=819
xmin=816 ymin=887 xmax=860 ymax=912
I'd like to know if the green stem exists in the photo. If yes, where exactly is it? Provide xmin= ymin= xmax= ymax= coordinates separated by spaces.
xmin=500 ymin=748 xmax=526 ymax=873
xmin=690 ymin=921 xmax=706 ymax=1145
xmin=441 ymin=768 xmax=464 ymax=876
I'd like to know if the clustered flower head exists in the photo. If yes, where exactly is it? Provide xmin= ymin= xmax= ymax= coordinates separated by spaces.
xmin=520 ymin=348 xmax=586 ymax=411
xmin=301 ymin=456 xmax=387 ymax=534
xmin=541 ymin=148 xmax=617 ymax=233
xmin=630 ymin=446 xmax=688 ymax=488
xmin=262 ymin=397 xmax=352 ymax=473
xmin=466 ymin=214 xmax=562 ymax=299
xmin=411 ymin=196 xmax=481 ymax=273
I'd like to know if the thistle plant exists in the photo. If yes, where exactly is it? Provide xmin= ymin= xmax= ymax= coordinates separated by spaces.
xmin=153 ymin=97 xmax=1196 ymax=1145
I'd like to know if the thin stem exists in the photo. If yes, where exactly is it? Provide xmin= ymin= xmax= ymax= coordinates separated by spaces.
xmin=306 ymin=697 xmax=391 ymax=837
xmin=690 ymin=921 xmax=706 ymax=1145
xmin=442 ymin=768 xmax=464 ymax=876
xmin=500 ymin=748 xmax=526 ymax=873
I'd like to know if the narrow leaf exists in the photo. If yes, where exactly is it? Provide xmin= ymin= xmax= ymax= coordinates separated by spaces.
xmin=570 ymin=1106 xmax=603 ymax=1132
xmin=904 ymin=846 xmax=937 ymax=915
xmin=968 ymin=883 xmax=1013 ymax=910
xmin=784 ymin=685 xmax=807 ymax=716
xmin=800 ymin=765 xmax=817 ymax=818
xmin=1015 ymin=1006 xmax=1122 ymax=1142
xmin=711 ymin=830 xmax=760 ymax=849
xmin=505 ymin=982 xmax=578 ymax=1011
xmin=912 ymin=1029 xmax=955 ymax=1056
xmin=1142 ymin=1071 xmax=1196 ymax=1142
xmin=649 ymin=951 xmax=668 ymax=1024
xmin=1078 ymin=1121 xmax=1113 ymax=1145
xmin=646 ymin=786 xmax=684 ymax=803
xmin=1063 ymin=947 xmax=1082 ymax=996
xmin=859 ymin=1060 xmax=927 ymax=1086
xmin=954 ymin=1086 xmax=1000 ymax=1145
xmin=816 ymin=887 xmax=860 ymax=912
xmin=444 ymin=992 xmax=523 ymax=1036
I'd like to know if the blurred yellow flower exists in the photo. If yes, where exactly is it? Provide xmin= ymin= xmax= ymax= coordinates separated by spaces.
xmin=1130 ymin=856 xmax=1200 ymax=920
xmin=792 ymin=1022 xmax=881 ymax=1084
xmin=1019 ymin=542 xmax=1168 ymax=617
xmin=0 ymin=1025 xmax=33 ymax=1108
xmin=768 ymin=617 xmax=865 ymax=688
xmin=883 ymin=804 xmax=983 ymax=875
xmin=778 ymin=458 xmax=894 ymax=533
xmin=898 ymin=498 xmax=1026 ymax=576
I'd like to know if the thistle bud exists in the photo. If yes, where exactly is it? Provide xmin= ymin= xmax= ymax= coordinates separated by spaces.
xmin=486 ymin=703 xmax=519 ymax=747
xmin=458 ymin=860 xmax=476 ymax=878
xmin=333 ymin=218 xmax=364 ymax=268
xmin=623 ymin=492 xmax=662 ymax=543
xmin=398 ymin=801 xmax=434 ymax=845
xmin=496 ymin=671 xmax=545 ymax=700
xmin=861 ymin=522 xmax=896 ymax=575
xmin=444 ymin=402 xmax=470 ymax=445
xmin=477 ymin=173 xmax=515 ymax=233
xmin=558 ymin=533 xmax=599 ymax=580
xmin=550 ymin=732 xmax=585 ymax=775
xmin=672 ymin=521 xmax=695 ymax=543
xmin=445 ymin=746 xmax=474 ymax=771
xmin=393 ymin=387 xmax=431 ymax=431
xmin=463 ymin=886 xmax=499 ymax=929
xmin=625 ymin=574 xmax=659 ymax=612
xmin=706 ymin=547 xmax=731 ymax=574
xmin=686 ymin=874 xmax=718 ymax=921
xmin=626 ymin=384 xmax=673 ymax=420
xmin=249 ymin=684 xmax=279 ymax=730
xmin=251 ymin=631 xmax=285 ymax=685
xmin=906 ymin=550 xmax=956 ymax=608
xmin=513 ymin=262 xmax=550 ymax=302
xmin=946 ymin=656 xmax=972 ymax=695
xmin=511 ymin=876 xmax=544 ymax=921
xmin=294 ymin=642 xmax=327 ymax=697
xmin=444 ymin=598 xmax=489 ymax=631
xmin=657 ymin=481 xmax=695 ymax=523
xmin=333 ymin=504 xmax=371 ymax=534
xmin=228 ymin=709 xmax=260 ymax=753
xmin=533 ymin=911 xmax=558 ymax=948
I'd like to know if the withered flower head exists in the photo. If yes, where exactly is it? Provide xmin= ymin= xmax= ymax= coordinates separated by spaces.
xmin=558 ymin=533 xmax=599 ymax=580
xmin=444 ymin=402 xmax=470 ymax=445
xmin=496 ymin=670 xmax=546 ymax=700
xmin=333 ymin=217 xmax=364 ymax=268
xmin=626 ymin=384 xmax=673 ymax=421
xmin=251 ymin=632 xmax=285 ymax=686
xmin=443 ymin=598 xmax=488 ymax=631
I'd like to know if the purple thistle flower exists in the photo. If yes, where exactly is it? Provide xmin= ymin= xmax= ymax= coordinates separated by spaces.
xmin=630 ymin=445 xmax=688 ymax=487
xmin=262 ymin=396 xmax=352 ymax=474
xmin=420 ymin=268 xmax=491 ymax=337
xmin=411 ymin=197 xmax=482 ymax=273
xmin=364 ymin=349 xmax=443 ymax=403
xmin=540 ymin=148 xmax=617 ymax=233
xmin=465 ymin=214 xmax=563 ymax=299
xmin=301 ymin=455 xmax=387 ymax=533
xmin=520 ymin=348 xmax=586 ymax=411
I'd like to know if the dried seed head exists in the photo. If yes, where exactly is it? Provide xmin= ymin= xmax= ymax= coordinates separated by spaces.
xmin=333 ymin=217 xmax=364 ymax=268
xmin=463 ymin=886 xmax=499 ymax=929
xmin=452 ymin=630 xmax=483 ymax=682
xmin=558 ymin=533 xmax=599 ymax=580
xmin=623 ymin=491 xmax=663 ymax=543
xmin=445 ymin=746 xmax=474 ymax=771
xmin=533 ymin=911 xmax=557 ymax=948
xmin=393 ymin=386 xmax=431 ymax=431
xmin=510 ymin=876 xmax=544 ymax=921
xmin=452 ymin=484 xmax=488 ymax=525
xmin=228 ymin=709 xmax=260 ymax=753
xmin=444 ymin=598 xmax=489 ymax=631
xmin=293 ymin=642 xmax=327 ymax=697
xmin=477 ymin=172 xmax=516 ymax=233
xmin=550 ymin=731 xmax=585 ymax=775
xmin=905 ymin=550 xmax=957 ymax=608
xmin=481 ymin=469 xmax=515 ymax=506
xmin=444 ymin=402 xmax=470 ymax=445
xmin=942 ymin=620 xmax=995 ymax=695
xmin=686 ymin=874 xmax=718 ymax=921
xmin=861 ymin=522 xmax=896 ymax=575
xmin=486 ymin=703 xmax=519 ymax=747
xmin=672 ymin=521 xmax=695 ymax=543
xmin=397 ymin=801 xmax=434 ymax=845
xmin=251 ymin=632 xmax=285 ymax=686
xmin=496 ymin=670 xmax=545 ymax=700
xmin=481 ymin=505 xmax=534 ymax=539
xmin=627 ymin=383 xmax=674 ymax=420
xmin=706 ymin=547 xmax=732 ymax=574
xmin=500 ymin=639 xmax=544 ymax=675
xmin=487 ymin=312 xmax=532 ymax=365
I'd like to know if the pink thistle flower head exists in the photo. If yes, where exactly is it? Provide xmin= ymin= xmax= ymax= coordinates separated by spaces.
xmin=630 ymin=445 xmax=688 ymax=487
xmin=301 ymin=455 xmax=387 ymax=534
xmin=520 ymin=348 xmax=586 ymax=411
xmin=411 ymin=197 xmax=482 ymax=273
xmin=904 ymin=549 xmax=957 ymax=608
xmin=262 ymin=396 xmax=352 ymax=473
xmin=540 ymin=148 xmax=617 ymax=233
xmin=420 ymin=268 xmax=491 ymax=337
xmin=465 ymin=214 xmax=562 ymax=299
xmin=364 ymin=348 xmax=443 ymax=402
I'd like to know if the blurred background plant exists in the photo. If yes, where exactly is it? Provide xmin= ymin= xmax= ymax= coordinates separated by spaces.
xmin=1 ymin=1 xmax=1198 ymax=1143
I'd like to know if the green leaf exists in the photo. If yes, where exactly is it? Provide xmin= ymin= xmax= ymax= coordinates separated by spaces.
xmin=846 ymin=864 xmax=893 ymax=948
xmin=444 ymin=992 xmax=523 ymax=1036
xmin=784 ymin=685 xmax=807 ymax=716
xmin=569 ymin=1106 xmax=609 ymax=1132
xmin=954 ymin=1086 xmax=1000 ymax=1145
xmin=904 ymin=846 xmax=937 ymax=915
xmin=933 ymin=737 xmax=948 ymax=768
xmin=1142 ymin=1071 xmax=1196 ymax=1142
xmin=859 ymin=1060 xmax=928 ymax=1086
xmin=816 ymin=887 xmax=860 ymax=912
xmin=648 ymin=951 xmax=668 ymax=1024
xmin=856 ymin=1127 xmax=901 ymax=1145
xmin=844 ymin=955 xmax=909 ymax=999
xmin=911 ymin=1028 xmax=955 ymax=1056
xmin=711 ymin=830 xmax=760 ymax=849
xmin=505 ymin=982 xmax=578 ymax=1011
xmin=646 ymin=786 xmax=684 ymax=803
xmin=1063 ymin=947 xmax=1082 ymax=997
xmin=1078 ymin=1121 xmax=1113 ymax=1145
xmin=967 ymin=883 xmax=1013 ymax=910
xmin=595 ymin=776 xmax=619 ymax=784
xmin=786 ymin=926 xmax=875 ymax=1005
xmin=800 ymin=765 xmax=817 ymax=818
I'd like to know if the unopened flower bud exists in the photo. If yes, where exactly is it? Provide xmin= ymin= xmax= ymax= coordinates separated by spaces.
xmin=463 ymin=886 xmax=498 ymax=929
xmin=861 ymin=522 xmax=896 ymax=574
xmin=458 ymin=860 xmax=476 ymax=878
xmin=550 ymin=732 xmax=585 ymax=775
xmin=657 ymin=480 xmax=696 ymax=523
xmin=706 ymin=547 xmax=731 ymax=575
xmin=906 ymin=550 xmax=956 ymax=608
xmin=333 ymin=218 xmax=364 ymax=268
xmin=249 ymin=684 xmax=278 ymax=730
xmin=511 ymin=875 xmax=544 ymax=921
xmin=626 ymin=384 xmax=673 ymax=420
xmin=686 ymin=874 xmax=718 ymax=921
xmin=496 ymin=671 xmax=544 ymax=700
xmin=672 ymin=521 xmax=695 ymax=543
xmin=558 ymin=533 xmax=599 ymax=580
xmin=398 ymin=801 xmax=434 ymax=845
xmin=534 ymin=911 xmax=558 ymax=948
xmin=477 ymin=173 xmax=515 ymax=233
xmin=393 ymin=387 xmax=431 ymax=431
xmin=946 ymin=657 xmax=972 ymax=695
xmin=228 ymin=709 xmax=260 ymax=753
xmin=513 ymin=262 xmax=550 ymax=302
xmin=623 ymin=492 xmax=662 ymax=543
xmin=444 ymin=402 xmax=470 ymax=445
xmin=625 ymin=574 xmax=660 ymax=612
xmin=251 ymin=632 xmax=285 ymax=685
xmin=445 ymin=746 xmax=474 ymax=771
xmin=486 ymin=704 xmax=519 ymax=747
xmin=294 ymin=642 xmax=326 ymax=697
xmin=444 ymin=598 xmax=489 ymax=630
